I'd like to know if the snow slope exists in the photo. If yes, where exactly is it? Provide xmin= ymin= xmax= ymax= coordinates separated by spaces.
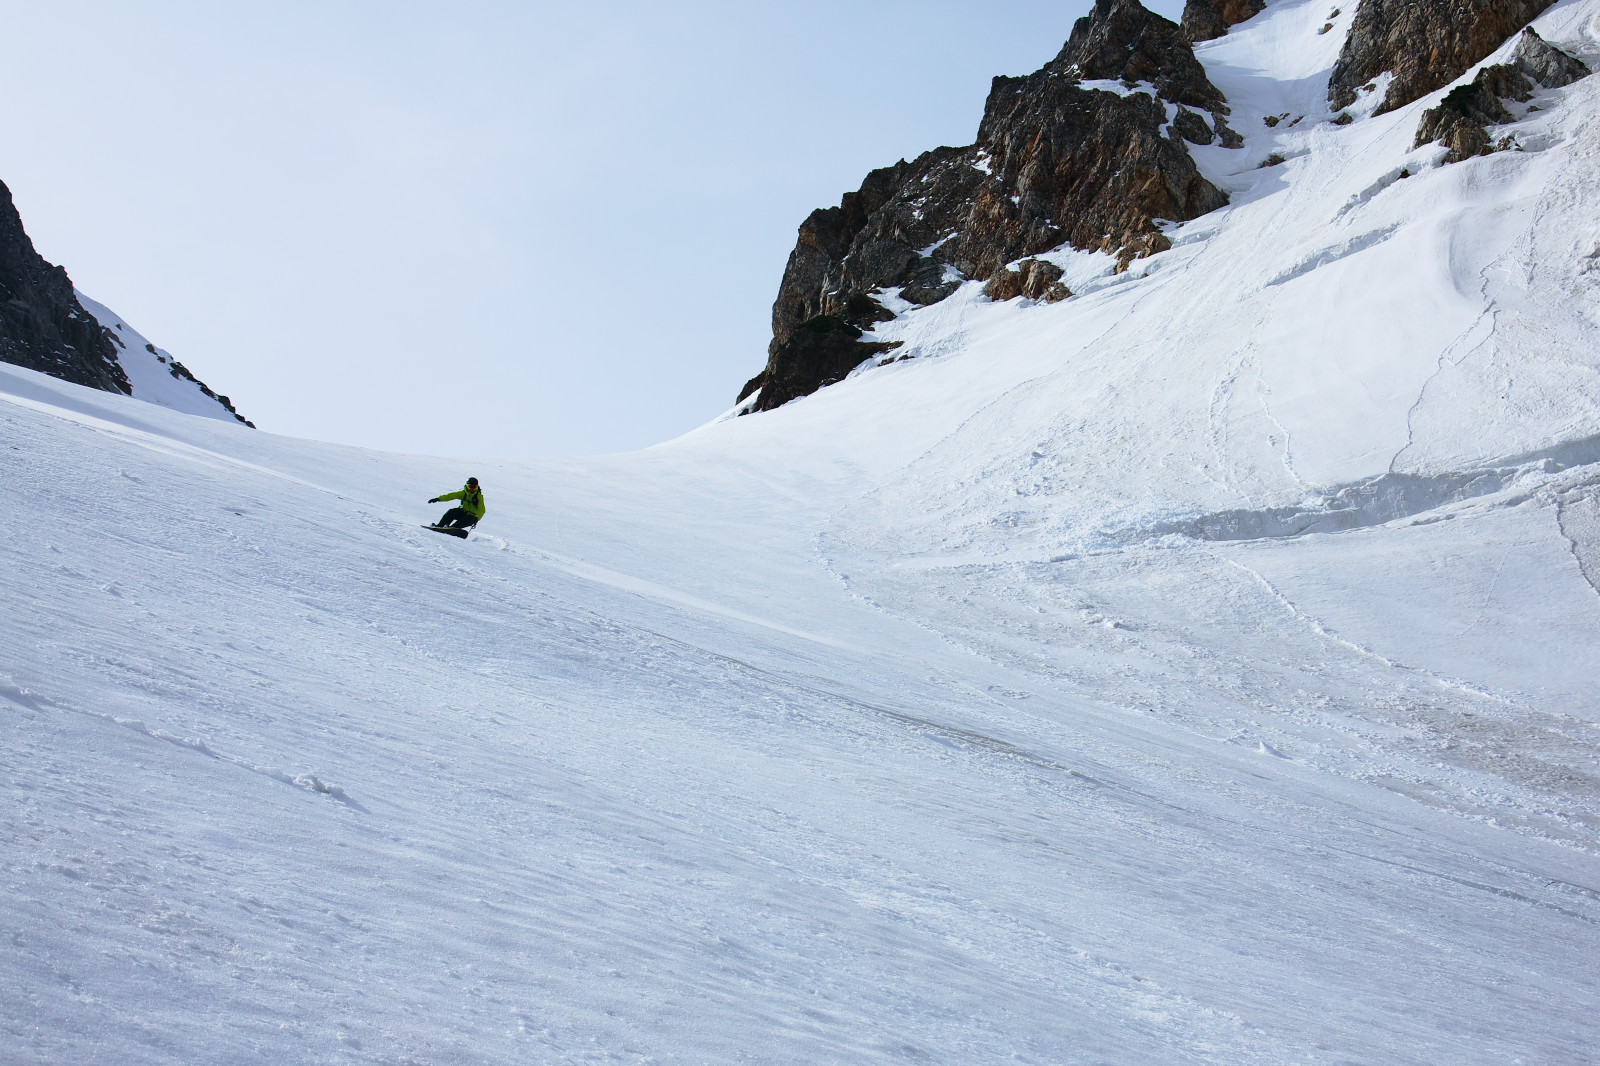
xmin=77 ymin=293 xmax=251 ymax=425
xmin=7 ymin=1 xmax=1600 ymax=1063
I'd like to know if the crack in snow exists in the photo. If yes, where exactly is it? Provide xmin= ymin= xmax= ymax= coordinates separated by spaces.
xmin=1553 ymin=485 xmax=1600 ymax=599
xmin=1249 ymin=355 xmax=1307 ymax=489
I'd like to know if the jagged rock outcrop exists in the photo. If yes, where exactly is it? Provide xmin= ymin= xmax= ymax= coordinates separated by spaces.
xmin=1 ymin=178 xmax=252 ymax=425
xmin=0 ymin=179 xmax=130 ymax=395
xmin=1414 ymin=27 xmax=1590 ymax=161
xmin=1181 ymin=0 xmax=1267 ymax=43
xmin=735 ymin=316 xmax=904 ymax=412
xmin=1414 ymin=77 xmax=1517 ymax=162
xmin=1328 ymin=0 xmax=1557 ymax=114
xmin=739 ymin=0 xmax=1234 ymax=412
xmin=1060 ymin=0 xmax=1229 ymax=110
xmin=984 ymin=259 xmax=1073 ymax=303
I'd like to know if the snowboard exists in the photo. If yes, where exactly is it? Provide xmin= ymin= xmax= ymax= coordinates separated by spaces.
xmin=423 ymin=524 xmax=470 ymax=539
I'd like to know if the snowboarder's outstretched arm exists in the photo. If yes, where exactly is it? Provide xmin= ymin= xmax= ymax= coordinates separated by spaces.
xmin=428 ymin=485 xmax=486 ymax=518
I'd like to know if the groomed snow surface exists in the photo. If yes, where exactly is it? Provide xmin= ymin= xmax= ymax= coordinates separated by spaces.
xmin=8 ymin=1 xmax=1600 ymax=1063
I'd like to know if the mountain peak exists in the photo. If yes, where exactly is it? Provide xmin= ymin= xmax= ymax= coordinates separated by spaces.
xmin=1048 ymin=0 xmax=1228 ymax=111
xmin=737 ymin=0 xmax=1233 ymax=413
xmin=0 ymin=179 xmax=130 ymax=396
xmin=0 ymin=178 xmax=253 ymax=427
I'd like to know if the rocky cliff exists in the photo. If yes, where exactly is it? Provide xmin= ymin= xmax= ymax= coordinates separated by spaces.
xmin=0 ymin=178 xmax=251 ymax=425
xmin=1328 ymin=0 xmax=1558 ymax=113
xmin=738 ymin=0 xmax=1236 ymax=413
xmin=1414 ymin=27 xmax=1591 ymax=162
xmin=739 ymin=0 xmax=1576 ymax=414
xmin=0 ymin=179 xmax=130 ymax=395
xmin=1180 ymin=0 xmax=1267 ymax=42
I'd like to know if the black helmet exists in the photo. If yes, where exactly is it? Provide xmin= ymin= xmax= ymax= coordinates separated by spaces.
xmin=466 ymin=477 xmax=479 ymax=486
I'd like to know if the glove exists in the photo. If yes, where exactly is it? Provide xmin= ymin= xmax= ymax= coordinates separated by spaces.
xmin=428 ymin=497 xmax=440 ymax=503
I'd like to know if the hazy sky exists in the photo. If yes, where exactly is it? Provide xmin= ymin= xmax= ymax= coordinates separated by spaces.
xmin=1 ymin=0 xmax=1184 ymax=457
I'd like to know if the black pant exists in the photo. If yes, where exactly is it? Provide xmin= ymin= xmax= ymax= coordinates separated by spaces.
xmin=437 ymin=507 xmax=478 ymax=530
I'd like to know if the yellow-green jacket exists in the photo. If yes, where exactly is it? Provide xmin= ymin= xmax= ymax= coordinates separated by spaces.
xmin=433 ymin=485 xmax=486 ymax=518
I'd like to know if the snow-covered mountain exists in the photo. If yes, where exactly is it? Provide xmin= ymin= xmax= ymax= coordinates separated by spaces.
xmin=0 ymin=178 xmax=251 ymax=427
xmin=76 ymin=293 xmax=255 ymax=427
xmin=6 ymin=1 xmax=1600 ymax=1064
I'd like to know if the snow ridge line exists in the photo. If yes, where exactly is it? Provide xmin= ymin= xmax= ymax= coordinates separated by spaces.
xmin=0 ymin=680 xmax=355 ymax=804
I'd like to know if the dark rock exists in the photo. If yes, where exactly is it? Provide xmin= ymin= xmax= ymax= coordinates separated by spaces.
xmin=1172 ymin=107 xmax=1216 ymax=144
xmin=740 ymin=0 xmax=1232 ymax=412
xmin=163 ymin=356 xmax=256 ymax=426
xmin=736 ymin=316 xmax=902 ymax=410
xmin=1180 ymin=0 xmax=1266 ymax=42
xmin=0 ymin=177 xmax=251 ymax=425
xmin=0 ymin=179 xmax=129 ymax=395
xmin=967 ymin=68 xmax=1226 ymax=275
xmin=762 ymin=149 xmax=976 ymax=357
xmin=1328 ymin=0 xmax=1557 ymax=114
xmin=1056 ymin=0 xmax=1229 ymax=111
xmin=1414 ymin=81 xmax=1511 ymax=160
xmin=984 ymin=259 xmax=1073 ymax=303
xmin=898 ymin=257 xmax=963 ymax=307
xmin=1512 ymin=25 xmax=1591 ymax=89
xmin=1413 ymin=27 xmax=1589 ymax=163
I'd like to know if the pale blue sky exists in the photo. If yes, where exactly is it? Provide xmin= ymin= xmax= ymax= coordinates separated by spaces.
xmin=1 ymin=0 xmax=1184 ymax=456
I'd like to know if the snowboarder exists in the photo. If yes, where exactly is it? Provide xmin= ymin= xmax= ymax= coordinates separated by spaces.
xmin=426 ymin=477 xmax=486 ymax=536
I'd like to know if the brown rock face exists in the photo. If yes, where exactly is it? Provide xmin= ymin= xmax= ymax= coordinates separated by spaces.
xmin=736 ymin=316 xmax=903 ymax=413
xmin=1328 ymin=0 xmax=1557 ymax=114
xmin=1180 ymin=0 xmax=1267 ymax=43
xmin=0 ymin=179 xmax=129 ymax=395
xmin=984 ymin=259 xmax=1074 ymax=303
xmin=1506 ymin=24 xmax=1591 ymax=89
xmin=1052 ymin=0 xmax=1229 ymax=111
xmin=1414 ymin=27 xmax=1590 ymax=162
xmin=1414 ymin=80 xmax=1516 ymax=161
xmin=739 ymin=0 xmax=1233 ymax=412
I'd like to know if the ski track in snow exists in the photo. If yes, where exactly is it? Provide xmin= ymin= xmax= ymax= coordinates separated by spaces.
xmin=9 ymin=1 xmax=1600 ymax=1063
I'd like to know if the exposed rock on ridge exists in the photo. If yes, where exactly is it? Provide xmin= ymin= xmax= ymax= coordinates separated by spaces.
xmin=0 ymin=178 xmax=252 ymax=426
xmin=1414 ymin=28 xmax=1590 ymax=162
xmin=739 ymin=0 xmax=1234 ymax=413
xmin=1058 ymin=0 xmax=1228 ymax=110
xmin=1180 ymin=0 xmax=1267 ymax=43
xmin=0 ymin=179 xmax=130 ymax=395
xmin=1328 ymin=0 xmax=1558 ymax=113
xmin=984 ymin=259 xmax=1073 ymax=303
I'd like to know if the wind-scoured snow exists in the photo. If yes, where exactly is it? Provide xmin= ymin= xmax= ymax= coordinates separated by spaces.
xmin=6 ymin=1 xmax=1600 ymax=1063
